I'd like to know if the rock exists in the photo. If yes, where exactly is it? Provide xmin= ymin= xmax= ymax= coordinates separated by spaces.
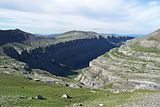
xmin=35 ymin=95 xmax=44 ymax=100
xmin=55 ymin=81 xmax=69 ymax=86
xmin=34 ymin=78 xmax=41 ymax=81
xmin=99 ymin=104 xmax=104 ymax=106
xmin=69 ymin=84 xmax=81 ymax=88
xmin=73 ymin=103 xmax=83 ymax=107
xmin=28 ymin=96 xmax=34 ymax=100
xmin=112 ymin=90 xmax=120 ymax=94
xmin=20 ymin=95 xmax=25 ymax=99
xmin=61 ymin=94 xmax=71 ymax=99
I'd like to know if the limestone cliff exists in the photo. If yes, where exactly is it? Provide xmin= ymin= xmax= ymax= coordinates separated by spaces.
xmin=77 ymin=29 xmax=160 ymax=91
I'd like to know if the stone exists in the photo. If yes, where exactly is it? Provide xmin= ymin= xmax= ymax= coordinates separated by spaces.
xmin=61 ymin=94 xmax=71 ymax=99
xmin=55 ymin=81 xmax=68 ymax=86
xmin=28 ymin=96 xmax=34 ymax=100
xmin=73 ymin=103 xmax=83 ymax=107
xmin=69 ymin=84 xmax=80 ymax=88
xmin=35 ymin=95 xmax=44 ymax=100
xmin=112 ymin=90 xmax=120 ymax=94
xmin=99 ymin=104 xmax=104 ymax=106
xmin=20 ymin=95 xmax=25 ymax=99
xmin=34 ymin=78 xmax=41 ymax=81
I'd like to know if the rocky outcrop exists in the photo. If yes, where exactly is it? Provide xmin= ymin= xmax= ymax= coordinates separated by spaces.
xmin=0 ymin=55 xmax=29 ymax=75
xmin=77 ymin=29 xmax=160 ymax=91
xmin=0 ymin=55 xmax=82 ymax=88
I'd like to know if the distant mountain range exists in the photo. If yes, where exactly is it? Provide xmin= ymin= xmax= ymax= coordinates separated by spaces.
xmin=103 ymin=33 xmax=144 ymax=37
xmin=35 ymin=32 xmax=143 ymax=38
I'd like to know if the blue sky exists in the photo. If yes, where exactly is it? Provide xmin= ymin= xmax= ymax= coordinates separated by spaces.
xmin=0 ymin=0 xmax=160 ymax=34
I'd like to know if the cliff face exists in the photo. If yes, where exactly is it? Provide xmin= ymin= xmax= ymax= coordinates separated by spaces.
xmin=77 ymin=29 xmax=160 ymax=91
xmin=0 ymin=29 xmax=133 ymax=77
xmin=18 ymin=38 xmax=116 ymax=76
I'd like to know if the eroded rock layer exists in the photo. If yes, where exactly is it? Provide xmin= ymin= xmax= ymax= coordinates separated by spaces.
xmin=77 ymin=29 xmax=160 ymax=91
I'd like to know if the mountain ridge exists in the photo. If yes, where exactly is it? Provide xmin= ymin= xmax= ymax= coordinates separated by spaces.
xmin=0 ymin=29 xmax=133 ymax=77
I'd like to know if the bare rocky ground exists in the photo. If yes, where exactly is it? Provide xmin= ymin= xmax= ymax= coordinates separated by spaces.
xmin=116 ymin=92 xmax=160 ymax=107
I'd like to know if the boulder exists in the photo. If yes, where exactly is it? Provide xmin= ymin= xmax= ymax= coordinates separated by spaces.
xmin=35 ymin=95 xmax=44 ymax=100
xmin=61 ymin=94 xmax=71 ymax=99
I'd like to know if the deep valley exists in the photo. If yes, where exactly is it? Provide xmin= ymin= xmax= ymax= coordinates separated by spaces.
xmin=1 ymin=29 xmax=160 ymax=107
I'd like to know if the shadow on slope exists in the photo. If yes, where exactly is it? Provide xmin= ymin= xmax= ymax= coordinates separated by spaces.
xmin=3 ymin=38 xmax=116 ymax=77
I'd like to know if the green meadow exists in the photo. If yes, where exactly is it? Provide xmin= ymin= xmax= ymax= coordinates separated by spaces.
xmin=0 ymin=73 xmax=156 ymax=107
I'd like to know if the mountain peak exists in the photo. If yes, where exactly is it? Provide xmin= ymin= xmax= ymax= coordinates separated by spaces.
xmin=0 ymin=29 xmax=35 ymax=45
xmin=56 ymin=30 xmax=102 ymax=41
xmin=145 ymin=29 xmax=160 ymax=41
xmin=14 ymin=28 xmax=24 ymax=32
xmin=60 ymin=30 xmax=100 ymax=37
xmin=0 ymin=28 xmax=23 ymax=32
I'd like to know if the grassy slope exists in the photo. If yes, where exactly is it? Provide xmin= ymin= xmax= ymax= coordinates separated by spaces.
xmin=131 ymin=45 xmax=160 ymax=53
xmin=0 ymin=73 xmax=157 ymax=107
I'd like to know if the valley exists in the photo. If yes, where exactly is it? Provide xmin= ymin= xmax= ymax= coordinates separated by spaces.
xmin=1 ymin=29 xmax=160 ymax=107
xmin=0 ymin=0 xmax=160 ymax=106
xmin=0 ymin=29 xmax=133 ymax=77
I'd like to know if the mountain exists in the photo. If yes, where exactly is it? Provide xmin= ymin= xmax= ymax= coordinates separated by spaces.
xmin=0 ymin=29 xmax=36 ymax=46
xmin=77 ymin=29 xmax=160 ymax=91
xmin=35 ymin=33 xmax=58 ymax=37
xmin=0 ymin=29 xmax=133 ymax=77
xmin=102 ymin=33 xmax=144 ymax=37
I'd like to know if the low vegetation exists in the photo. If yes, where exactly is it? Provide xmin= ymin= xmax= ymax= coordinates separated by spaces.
xmin=131 ymin=45 xmax=160 ymax=53
xmin=0 ymin=73 xmax=156 ymax=107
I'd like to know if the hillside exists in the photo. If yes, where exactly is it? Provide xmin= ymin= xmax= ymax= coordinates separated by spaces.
xmin=77 ymin=29 xmax=160 ymax=91
xmin=0 ymin=29 xmax=133 ymax=76
xmin=1 ymin=73 xmax=155 ymax=107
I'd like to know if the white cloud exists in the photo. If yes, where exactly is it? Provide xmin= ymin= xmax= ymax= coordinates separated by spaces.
xmin=149 ymin=0 xmax=158 ymax=5
xmin=0 ymin=0 xmax=160 ymax=34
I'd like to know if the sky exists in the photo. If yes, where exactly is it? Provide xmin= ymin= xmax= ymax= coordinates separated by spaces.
xmin=0 ymin=0 xmax=160 ymax=34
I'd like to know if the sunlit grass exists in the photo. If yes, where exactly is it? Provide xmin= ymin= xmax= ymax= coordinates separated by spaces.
xmin=0 ymin=73 xmax=157 ymax=107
